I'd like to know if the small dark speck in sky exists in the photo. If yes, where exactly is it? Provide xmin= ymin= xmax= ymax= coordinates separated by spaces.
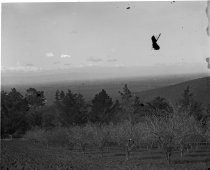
xmin=170 ymin=1 xmax=175 ymax=4
xmin=126 ymin=6 xmax=130 ymax=10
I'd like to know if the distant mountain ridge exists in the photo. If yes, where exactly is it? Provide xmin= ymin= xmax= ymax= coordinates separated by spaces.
xmin=135 ymin=76 xmax=210 ymax=106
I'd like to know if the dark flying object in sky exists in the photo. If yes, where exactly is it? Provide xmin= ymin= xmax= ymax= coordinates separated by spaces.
xmin=151 ymin=33 xmax=161 ymax=50
xmin=126 ymin=6 xmax=130 ymax=9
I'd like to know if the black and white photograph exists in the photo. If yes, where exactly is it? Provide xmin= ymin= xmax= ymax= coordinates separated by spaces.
xmin=1 ymin=1 xmax=210 ymax=169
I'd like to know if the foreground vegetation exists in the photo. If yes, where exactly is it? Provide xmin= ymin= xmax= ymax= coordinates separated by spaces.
xmin=24 ymin=113 xmax=210 ymax=162
xmin=2 ymin=84 xmax=210 ymax=137
xmin=1 ymin=83 xmax=210 ymax=169
xmin=1 ymin=139 xmax=210 ymax=170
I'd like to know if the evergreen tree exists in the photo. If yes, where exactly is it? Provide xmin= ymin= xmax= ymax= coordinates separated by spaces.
xmin=109 ymin=99 xmax=122 ymax=123
xmin=55 ymin=90 xmax=61 ymax=101
xmin=132 ymin=96 xmax=145 ymax=121
xmin=55 ymin=90 xmax=87 ymax=126
xmin=133 ymin=96 xmax=144 ymax=114
xmin=90 ymin=89 xmax=114 ymax=124
xmin=1 ymin=89 xmax=29 ymax=136
xmin=178 ymin=86 xmax=204 ymax=121
xmin=25 ymin=88 xmax=46 ymax=128
xmin=179 ymin=85 xmax=193 ymax=113
xmin=146 ymin=96 xmax=173 ymax=118
xmin=119 ymin=84 xmax=132 ymax=102
xmin=25 ymin=88 xmax=46 ymax=108
xmin=119 ymin=84 xmax=134 ymax=123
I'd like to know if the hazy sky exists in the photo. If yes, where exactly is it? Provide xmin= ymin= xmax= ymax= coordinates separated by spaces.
xmin=1 ymin=2 xmax=210 ymax=79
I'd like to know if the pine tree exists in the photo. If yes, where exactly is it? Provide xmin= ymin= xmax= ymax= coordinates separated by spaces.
xmin=90 ymin=89 xmax=114 ymax=124
xmin=178 ymin=86 xmax=204 ymax=121
xmin=56 ymin=90 xmax=87 ymax=126
xmin=25 ymin=88 xmax=46 ymax=108
xmin=119 ymin=84 xmax=132 ymax=102
xmin=55 ymin=90 xmax=61 ymax=101
xmin=179 ymin=85 xmax=193 ymax=113
xmin=1 ymin=89 xmax=29 ymax=136
xmin=119 ymin=84 xmax=134 ymax=123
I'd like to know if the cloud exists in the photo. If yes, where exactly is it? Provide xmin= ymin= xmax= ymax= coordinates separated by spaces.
xmin=60 ymin=54 xmax=71 ymax=58
xmin=87 ymin=63 xmax=100 ymax=67
xmin=87 ymin=57 xmax=103 ymax=62
xmin=45 ymin=52 xmax=54 ymax=57
xmin=71 ymin=30 xmax=78 ymax=34
xmin=64 ymin=63 xmax=71 ymax=66
xmin=1 ymin=65 xmax=42 ymax=72
xmin=107 ymin=58 xmax=118 ymax=62
xmin=114 ymin=63 xmax=125 ymax=67
xmin=25 ymin=63 xmax=34 ymax=66
xmin=53 ymin=61 xmax=60 ymax=65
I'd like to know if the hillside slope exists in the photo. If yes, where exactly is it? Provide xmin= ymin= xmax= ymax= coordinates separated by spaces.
xmin=135 ymin=76 xmax=210 ymax=105
xmin=2 ymin=75 xmax=209 ymax=105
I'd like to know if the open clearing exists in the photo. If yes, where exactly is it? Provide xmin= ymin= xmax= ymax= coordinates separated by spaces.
xmin=1 ymin=140 xmax=210 ymax=170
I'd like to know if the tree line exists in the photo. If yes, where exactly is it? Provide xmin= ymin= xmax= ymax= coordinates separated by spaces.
xmin=1 ymin=85 xmax=210 ymax=138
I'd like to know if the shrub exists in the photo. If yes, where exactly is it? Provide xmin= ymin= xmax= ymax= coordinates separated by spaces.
xmin=70 ymin=125 xmax=93 ymax=152
xmin=44 ymin=127 xmax=70 ymax=147
xmin=25 ymin=127 xmax=71 ymax=148
xmin=24 ymin=110 xmax=210 ymax=164
xmin=24 ymin=127 xmax=47 ymax=145
xmin=108 ymin=121 xmax=134 ymax=146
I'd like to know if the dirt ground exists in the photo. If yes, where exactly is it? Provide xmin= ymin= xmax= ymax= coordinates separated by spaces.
xmin=1 ymin=139 xmax=210 ymax=170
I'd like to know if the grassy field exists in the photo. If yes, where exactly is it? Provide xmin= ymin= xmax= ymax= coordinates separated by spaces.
xmin=1 ymin=139 xmax=210 ymax=170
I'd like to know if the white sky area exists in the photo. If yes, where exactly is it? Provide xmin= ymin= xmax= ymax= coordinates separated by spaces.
xmin=1 ymin=1 xmax=210 ymax=82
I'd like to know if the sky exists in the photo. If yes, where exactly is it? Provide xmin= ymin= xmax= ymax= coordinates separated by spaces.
xmin=1 ymin=1 xmax=210 ymax=84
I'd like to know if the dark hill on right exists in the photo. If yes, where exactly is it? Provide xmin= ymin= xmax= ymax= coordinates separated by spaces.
xmin=135 ymin=76 xmax=210 ymax=106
